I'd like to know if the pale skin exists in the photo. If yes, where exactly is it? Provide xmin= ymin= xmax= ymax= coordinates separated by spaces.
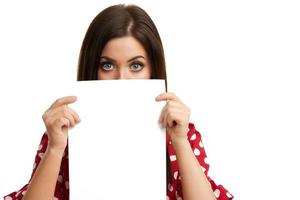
xmin=22 ymin=36 xmax=216 ymax=200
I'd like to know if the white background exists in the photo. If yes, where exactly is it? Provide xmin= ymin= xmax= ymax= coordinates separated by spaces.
xmin=0 ymin=0 xmax=299 ymax=199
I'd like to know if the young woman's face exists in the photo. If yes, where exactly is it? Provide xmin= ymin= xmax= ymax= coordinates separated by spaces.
xmin=97 ymin=36 xmax=151 ymax=80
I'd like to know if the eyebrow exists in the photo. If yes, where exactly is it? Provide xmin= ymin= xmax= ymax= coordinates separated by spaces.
xmin=100 ymin=55 xmax=145 ymax=63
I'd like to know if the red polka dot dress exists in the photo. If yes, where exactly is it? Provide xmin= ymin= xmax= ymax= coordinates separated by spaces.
xmin=4 ymin=123 xmax=233 ymax=200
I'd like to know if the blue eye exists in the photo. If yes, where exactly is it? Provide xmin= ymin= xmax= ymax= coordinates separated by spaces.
xmin=130 ymin=63 xmax=143 ymax=72
xmin=101 ymin=63 xmax=114 ymax=71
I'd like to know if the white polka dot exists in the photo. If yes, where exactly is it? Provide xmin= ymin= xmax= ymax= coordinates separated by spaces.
xmin=65 ymin=181 xmax=69 ymax=189
xmin=170 ymin=155 xmax=176 ymax=161
xmin=21 ymin=190 xmax=26 ymax=196
xmin=33 ymin=162 xmax=36 ymax=170
xmin=16 ymin=190 xmax=22 ymax=197
xmin=168 ymin=183 xmax=173 ymax=192
xmin=190 ymin=133 xmax=196 ymax=140
xmin=57 ymin=175 xmax=63 ymax=183
xmin=226 ymin=192 xmax=233 ymax=198
xmin=5 ymin=196 xmax=12 ymax=200
xmin=38 ymin=153 xmax=44 ymax=159
xmin=53 ymin=197 xmax=58 ymax=200
xmin=201 ymin=166 xmax=206 ymax=172
xmin=204 ymin=157 xmax=209 ymax=164
xmin=175 ymin=191 xmax=183 ymax=200
xmin=166 ymin=196 xmax=169 ymax=200
xmin=173 ymin=171 xmax=178 ymax=179
xmin=38 ymin=144 xmax=43 ymax=151
xmin=169 ymin=140 xmax=172 ymax=145
xmin=214 ymin=189 xmax=220 ymax=198
xmin=194 ymin=148 xmax=200 ymax=156
xmin=208 ymin=181 xmax=212 ymax=188
xmin=178 ymin=175 xmax=181 ymax=180
xmin=199 ymin=141 xmax=204 ymax=148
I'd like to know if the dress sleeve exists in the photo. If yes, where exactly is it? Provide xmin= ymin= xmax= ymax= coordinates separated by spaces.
xmin=3 ymin=133 xmax=67 ymax=200
xmin=183 ymin=123 xmax=234 ymax=200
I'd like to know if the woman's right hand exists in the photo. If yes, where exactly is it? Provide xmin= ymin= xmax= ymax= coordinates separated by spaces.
xmin=42 ymin=96 xmax=80 ymax=152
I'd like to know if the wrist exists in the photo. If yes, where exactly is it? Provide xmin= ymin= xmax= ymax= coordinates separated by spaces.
xmin=171 ymin=136 xmax=189 ymax=150
xmin=46 ymin=145 xmax=65 ymax=158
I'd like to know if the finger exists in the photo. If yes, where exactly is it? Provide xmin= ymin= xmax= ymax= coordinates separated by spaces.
xmin=163 ymin=109 xmax=168 ymax=128
xmin=64 ymin=111 xmax=77 ymax=128
xmin=166 ymin=100 xmax=183 ymax=109
xmin=67 ymin=107 xmax=81 ymax=123
xmin=167 ymin=112 xmax=175 ymax=128
xmin=155 ymin=92 xmax=180 ymax=102
xmin=45 ymin=105 xmax=69 ymax=119
xmin=44 ymin=106 xmax=81 ymax=127
xmin=160 ymin=102 xmax=176 ymax=125
xmin=159 ymin=100 xmax=184 ymax=122
xmin=49 ymin=96 xmax=77 ymax=110
xmin=45 ymin=105 xmax=66 ymax=117
xmin=53 ymin=117 xmax=70 ymax=130
xmin=165 ymin=108 xmax=182 ymax=128
xmin=50 ymin=116 xmax=69 ymax=136
xmin=53 ymin=110 xmax=76 ymax=128
xmin=163 ymin=106 xmax=175 ymax=128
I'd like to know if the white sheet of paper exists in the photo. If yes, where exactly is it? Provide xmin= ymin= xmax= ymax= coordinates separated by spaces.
xmin=68 ymin=80 xmax=166 ymax=199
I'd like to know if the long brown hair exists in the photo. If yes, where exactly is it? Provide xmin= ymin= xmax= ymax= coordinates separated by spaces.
xmin=76 ymin=4 xmax=172 ymax=184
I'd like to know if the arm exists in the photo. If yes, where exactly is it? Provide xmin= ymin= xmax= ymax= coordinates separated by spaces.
xmin=21 ymin=147 xmax=64 ymax=200
xmin=172 ymin=137 xmax=216 ymax=200
xmin=156 ymin=93 xmax=216 ymax=200
xmin=21 ymin=96 xmax=80 ymax=200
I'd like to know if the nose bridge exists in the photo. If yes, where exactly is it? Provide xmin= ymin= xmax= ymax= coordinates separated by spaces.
xmin=117 ymin=65 xmax=128 ymax=80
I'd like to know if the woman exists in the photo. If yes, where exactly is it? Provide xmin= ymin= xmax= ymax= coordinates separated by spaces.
xmin=4 ymin=4 xmax=233 ymax=200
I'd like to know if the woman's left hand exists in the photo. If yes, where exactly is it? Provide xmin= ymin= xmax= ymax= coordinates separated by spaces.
xmin=155 ymin=92 xmax=191 ymax=143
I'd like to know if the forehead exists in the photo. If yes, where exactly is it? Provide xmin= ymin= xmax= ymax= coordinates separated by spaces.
xmin=101 ymin=36 xmax=147 ymax=58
